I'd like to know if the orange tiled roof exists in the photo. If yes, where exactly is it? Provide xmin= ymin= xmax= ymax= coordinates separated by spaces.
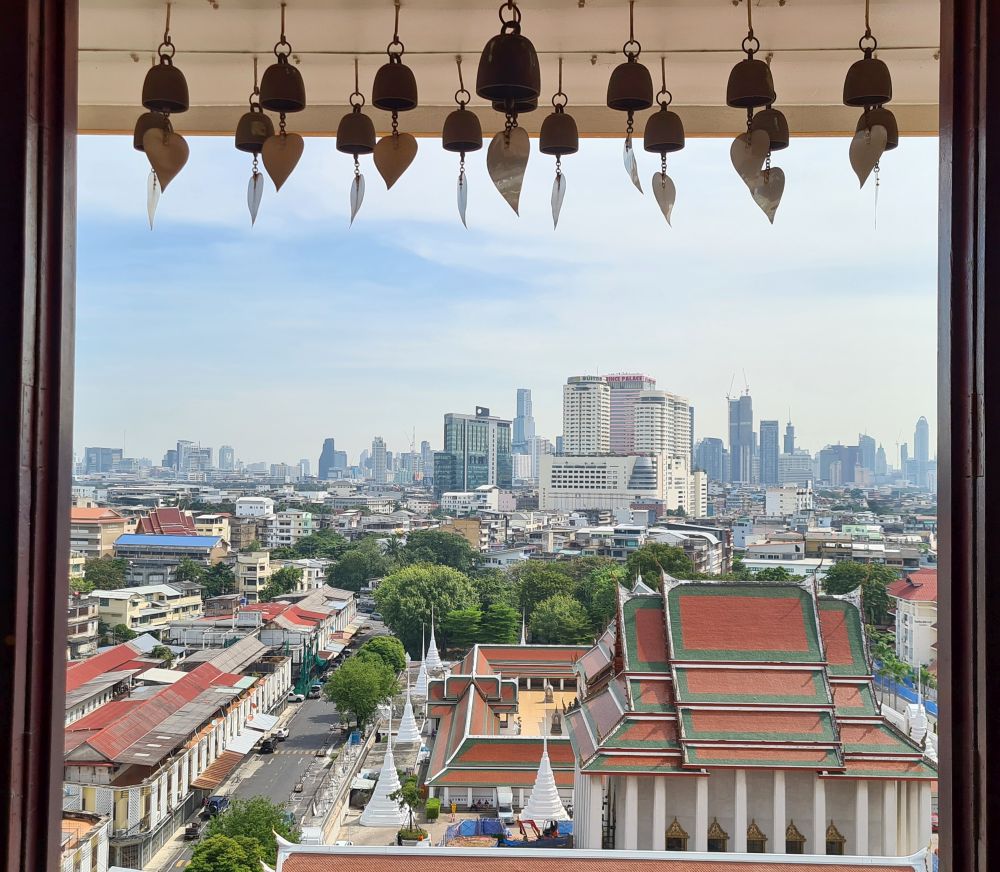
xmin=70 ymin=507 xmax=123 ymax=522
xmin=887 ymin=569 xmax=938 ymax=603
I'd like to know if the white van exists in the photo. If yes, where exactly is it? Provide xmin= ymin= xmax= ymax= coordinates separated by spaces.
xmin=496 ymin=786 xmax=514 ymax=824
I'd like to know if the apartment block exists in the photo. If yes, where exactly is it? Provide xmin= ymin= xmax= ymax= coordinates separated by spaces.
xmin=70 ymin=507 xmax=128 ymax=558
xmin=91 ymin=583 xmax=203 ymax=633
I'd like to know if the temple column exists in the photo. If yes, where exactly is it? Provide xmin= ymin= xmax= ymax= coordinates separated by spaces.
xmin=907 ymin=782 xmax=921 ymax=854
xmin=812 ymin=776 xmax=826 ymax=852
xmin=882 ymin=781 xmax=897 ymax=855
xmin=442 ymin=787 xmax=450 ymax=806
xmin=917 ymin=781 xmax=932 ymax=850
xmin=734 ymin=769 xmax=748 ymax=852
xmin=519 ymin=788 xmax=525 ymax=807
xmin=467 ymin=788 xmax=473 ymax=807
xmin=560 ymin=679 xmax=565 ymax=690
xmin=695 ymin=777 xmax=709 ymax=852
xmin=854 ymin=780 xmax=869 ymax=855
xmin=588 ymin=776 xmax=604 ymax=850
xmin=526 ymin=678 xmax=532 ymax=689
xmin=652 ymin=778 xmax=666 ymax=851
xmin=772 ymin=770 xmax=786 ymax=854
xmin=897 ymin=780 xmax=908 ymax=852
xmin=623 ymin=776 xmax=638 ymax=849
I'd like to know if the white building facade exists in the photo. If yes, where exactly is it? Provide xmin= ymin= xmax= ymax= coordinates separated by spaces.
xmin=563 ymin=375 xmax=611 ymax=455
xmin=633 ymin=389 xmax=692 ymax=458
xmin=765 ymin=484 xmax=815 ymax=516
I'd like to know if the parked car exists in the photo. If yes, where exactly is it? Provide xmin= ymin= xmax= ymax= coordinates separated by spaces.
xmin=370 ymin=612 xmax=383 ymax=622
xmin=183 ymin=821 xmax=202 ymax=840
xmin=274 ymin=727 xmax=289 ymax=741
xmin=307 ymin=682 xmax=322 ymax=699
xmin=288 ymin=691 xmax=305 ymax=702
xmin=260 ymin=738 xmax=276 ymax=753
xmin=205 ymin=795 xmax=230 ymax=817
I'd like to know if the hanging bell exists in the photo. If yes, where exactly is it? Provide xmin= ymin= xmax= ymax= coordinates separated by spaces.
xmin=442 ymin=107 xmax=483 ymax=153
xmin=643 ymin=105 xmax=685 ymax=153
xmin=142 ymin=58 xmax=189 ymax=114
xmin=750 ymin=106 xmax=789 ymax=151
xmin=373 ymin=58 xmax=419 ymax=112
xmin=476 ymin=12 xmax=541 ymax=103
xmin=857 ymin=106 xmax=899 ymax=150
xmin=336 ymin=106 xmax=376 ymax=156
xmin=726 ymin=57 xmax=775 ymax=109
xmin=133 ymin=111 xmax=170 ymax=151
xmin=539 ymin=107 xmax=579 ymax=156
xmin=260 ymin=55 xmax=307 ymax=114
xmin=844 ymin=50 xmax=892 ymax=108
xmin=235 ymin=107 xmax=275 ymax=154
xmin=607 ymin=59 xmax=654 ymax=112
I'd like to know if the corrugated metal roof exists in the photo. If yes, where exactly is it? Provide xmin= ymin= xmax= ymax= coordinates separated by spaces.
xmin=66 ymin=642 xmax=144 ymax=692
xmin=114 ymin=534 xmax=222 ymax=547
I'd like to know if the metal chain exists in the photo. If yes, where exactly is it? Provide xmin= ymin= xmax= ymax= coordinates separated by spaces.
xmin=391 ymin=111 xmax=399 ymax=136
xmin=279 ymin=113 xmax=287 ymax=136
xmin=626 ymin=110 xmax=634 ymax=145
xmin=354 ymin=155 xmax=360 ymax=179
xmin=661 ymin=153 xmax=667 ymax=178
xmin=556 ymin=155 xmax=562 ymax=178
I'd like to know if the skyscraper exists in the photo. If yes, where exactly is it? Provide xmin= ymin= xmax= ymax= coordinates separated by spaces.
xmin=433 ymin=407 xmax=512 ymax=497
xmin=759 ymin=419 xmax=780 ymax=485
xmin=298 ymin=458 xmax=310 ymax=478
xmin=218 ymin=445 xmax=235 ymax=471
xmin=727 ymin=393 xmax=754 ymax=483
xmin=604 ymin=373 xmax=657 ymax=454
xmin=372 ymin=436 xmax=387 ymax=484
xmin=633 ymin=390 xmax=692 ymax=457
xmin=694 ymin=437 xmax=725 ymax=482
xmin=84 ymin=446 xmax=122 ymax=474
xmin=318 ymin=437 xmax=337 ymax=479
xmin=783 ymin=419 xmax=795 ymax=455
xmin=420 ymin=440 xmax=434 ymax=484
xmin=859 ymin=434 xmax=877 ymax=472
xmin=914 ymin=416 xmax=930 ymax=487
xmin=875 ymin=444 xmax=888 ymax=476
xmin=563 ymin=375 xmax=611 ymax=454
xmin=176 ymin=439 xmax=194 ymax=473
xmin=512 ymin=388 xmax=536 ymax=454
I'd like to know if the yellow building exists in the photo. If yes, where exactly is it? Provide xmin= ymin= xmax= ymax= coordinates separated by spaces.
xmin=60 ymin=812 xmax=110 ymax=872
xmin=236 ymin=551 xmax=272 ymax=603
xmin=195 ymin=513 xmax=231 ymax=544
xmin=91 ymin=583 xmax=203 ymax=633
xmin=70 ymin=506 xmax=128 ymax=558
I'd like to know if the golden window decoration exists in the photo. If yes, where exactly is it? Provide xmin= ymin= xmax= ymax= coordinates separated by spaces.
xmin=786 ymin=820 xmax=807 ymax=854
xmin=664 ymin=816 xmax=689 ymax=851
xmin=707 ymin=817 xmax=729 ymax=852
xmin=746 ymin=819 xmax=768 ymax=853
xmin=825 ymin=820 xmax=847 ymax=856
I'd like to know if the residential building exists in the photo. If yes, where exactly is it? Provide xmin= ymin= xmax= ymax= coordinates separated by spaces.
xmin=529 ymin=434 xmax=554 ymax=482
xmin=66 ymin=594 xmax=100 ymax=660
xmin=70 ymin=506 xmax=129 ymax=558
xmin=512 ymin=387 xmax=536 ymax=454
xmin=646 ymin=526 xmax=728 ymax=575
xmin=779 ymin=450 xmax=814 ymax=486
xmin=113 ymin=534 xmax=228 ymax=585
xmin=694 ymin=437 xmax=725 ymax=482
xmin=605 ymin=372 xmax=656 ymax=454
xmin=235 ymin=496 xmax=275 ymax=517
xmin=227 ymin=516 xmax=260 ymax=551
xmin=888 ymin=568 xmax=937 ymax=668
xmin=727 ymin=391 xmax=754 ymax=483
xmin=442 ymin=515 xmax=509 ymax=552
xmin=194 ymin=513 xmax=230 ymax=543
xmin=91 ymin=582 xmax=203 ymax=633
xmin=633 ymin=390 xmax=692 ymax=458
xmin=262 ymin=509 xmax=314 ymax=549
xmin=134 ymin=507 xmax=196 ymax=535
xmin=420 ymin=440 xmax=433 ymax=484
xmin=275 ymin=558 xmax=332 ymax=593
xmin=567 ymin=579 xmax=935 ymax=857
xmin=236 ymin=551 xmax=272 ymax=603
xmin=60 ymin=812 xmax=110 ymax=872
xmin=433 ymin=407 xmax=513 ymax=497
xmin=512 ymin=452 xmax=533 ymax=482
xmin=440 ymin=485 xmax=502 ymax=515
xmin=371 ymin=436 xmax=388 ymax=484
xmin=269 ymin=462 xmax=299 ymax=482
xmin=218 ymin=444 xmax=235 ymax=471
xmin=83 ymin=446 xmax=122 ymax=474
xmin=765 ymin=483 xmax=815 ymax=516
xmin=759 ymin=419 xmax=780 ymax=485
xmin=563 ymin=375 xmax=611 ymax=454
xmin=69 ymin=550 xmax=86 ymax=582
xmin=175 ymin=439 xmax=194 ymax=472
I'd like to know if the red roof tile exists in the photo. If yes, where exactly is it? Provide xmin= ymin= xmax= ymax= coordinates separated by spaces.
xmin=66 ymin=641 xmax=143 ymax=692
xmin=134 ymin=507 xmax=197 ymax=535
xmin=685 ymin=709 xmax=833 ymax=739
xmin=70 ymin=507 xmax=124 ymax=522
xmin=678 ymin=595 xmax=812 ymax=655
xmin=887 ymin=569 xmax=938 ymax=603
xmin=633 ymin=606 xmax=668 ymax=665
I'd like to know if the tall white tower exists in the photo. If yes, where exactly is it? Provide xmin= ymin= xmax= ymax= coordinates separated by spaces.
xmin=562 ymin=376 xmax=611 ymax=455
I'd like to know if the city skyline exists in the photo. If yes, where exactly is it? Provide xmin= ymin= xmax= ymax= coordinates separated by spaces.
xmin=74 ymin=136 xmax=937 ymax=464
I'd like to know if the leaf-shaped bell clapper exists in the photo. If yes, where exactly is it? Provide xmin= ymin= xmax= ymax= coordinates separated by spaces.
xmin=133 ymin=111 xmax=170 ymax=152
xmin=235 ymin=106 xmax=275 ymax=154
xmin=373 ymin=57 xmax=418 ymax=113
xmin=539 ymin=106 xmax=579 ymax=157
xmin=643 ymin=104 xmax=685 ymax=154
xmin=142 ymin=55 xmax=189 ymax=114
xmin=260 ymin=54 xmax=306 ymax=114
xmin=337 ymin=105 xmax=377 ymax=156
xmin=476 ymin=3 xmax=541 ymax=103
xmin=857 ymin=105 xmax=898 ymax=151
xmin=750 ymin=106 xmax=789 ymax=151
xmin=607 ymin=57 xmax=654 ymax=113
xmin=442 ymin=106 xmax=483 ymax=153
xmin=844 ymin=44 xmax=892 ymax=107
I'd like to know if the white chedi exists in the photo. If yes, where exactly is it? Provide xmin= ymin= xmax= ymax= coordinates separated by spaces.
xmin=396 ymin=679 xmax=422 ymax=744
xmin=413 ymin=660 xmax=429 ymax=698
xmin=425 ymin=614 xmax=442 ymax=672
xmin=520 ymin=737 xmax=570 ymax=822
xmin=360 ymin=721 xmax=409 ymax=827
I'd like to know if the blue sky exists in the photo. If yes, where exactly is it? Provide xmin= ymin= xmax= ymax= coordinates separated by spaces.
xmin=75 ymin=133 xmax=937 ymax=468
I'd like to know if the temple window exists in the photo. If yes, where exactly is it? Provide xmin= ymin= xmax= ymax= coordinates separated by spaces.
xmin=786 ymin=820 xmax=807 ymax=854
xmin=825 ymin=821 xmax=846 ymax=855
xmin=664 ymin=817 xmax=689 ymax=851
xmin=746 ymin=819 xmax=768 ymax=853
xmin=707 ymin=817 xmax=729 ymax=852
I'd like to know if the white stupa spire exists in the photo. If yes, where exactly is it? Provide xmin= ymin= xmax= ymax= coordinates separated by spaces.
xmin=361 ymin=714 xmax=409 ymax=827
xmin=396 ymin=667 xmax=421 ymax=744
xmin=426 ymin=604 xmax=442 ymax=671
xmin=414 ymin=624 xmax=429 ymax=697
xmin=521 ymin=736 xmax=570 ymax=822
xmin=520 ymin=609 xmax=526 ymax=645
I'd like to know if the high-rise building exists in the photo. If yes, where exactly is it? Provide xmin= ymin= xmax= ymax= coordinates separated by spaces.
xmin=914 ymin=415 xmax=930 ymax=487
xmin=875 ymin=444 xmax=888 ymax=476
xmin=298 ymin=458 xmax=310 ymax=478
xmin=759 ymin=419 xmax=780 ymax=485
xmin=529 ymin=435 xmax=554 ymax=482
xmin=186 ymin=447 xmax=212 ymax=473
xmin=371 ymin=437 xmax=388 ymax=484
xmin=176 ymin=439 xmax=194 ymax=473
xmin=432 ymin=407 xmax=512 ymax=497
xmin=420 ymin=440 xmax=434 ymax=484
xmin=818 ymin=444 xmax=860 ymax=484
xmin=84 ymin=447 xmax=122 ymax=474
xmin=900 ymin=443 xmax=909 ymax=469
xmin=694 ymin=437 xmax=725 ymax=482
xmin=512 ymin=388 xmax=536 ymax=453
xmin=783 ymin=419 xmax=795 ymax=455
xmin=604 ymin=373 xmax=657 ymax=454
xmin=727 ymin=393 xmax=754 ymax=483
xmin=859 ymin=433 xmax=877 ymax=472
xmin=633 ymin=390 xmax=692 ymax=457
xmin=162 ymin=448 xmax=177 ymax=470
xmin=778 ymin=451 xmax=814 ymax=486
xmin=318 ymin=437 xmax=338 ymax=479
xmin=218 ymin=445 xmax=235 ymax=471
xmin=563 ymin=375 xmax=611 ymax=455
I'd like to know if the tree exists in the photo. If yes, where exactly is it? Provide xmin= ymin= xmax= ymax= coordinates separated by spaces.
xmin=173 ymin=557 xmax=206 ymax=584
xmin=390 ymin=775 xmax=427 ymax=838
xmin=529 ymin=594 xmax=594 ymax=644
xmin=823 ymin=562 xmax=896 ymax=625
xmin=70 ymin=576 xmax=95 ymax=595
xmin=111 ymin=623 xmax=137 ymax=643
xmin=259 ymin=565 xmax=303 ymax=602
xmin=373 ymin=563 xmax=478 ymax=655
xmin=470 ymin=567 xmax=518 ymax=610
xmin=401 ymin=529 xmax=479 ymax=573
xmin=479 ymin=603 xmax=520 ymax=643
xmin=441 ymin=607 xmax=483 ymax=651
xmin=202 ymin=796 xmax=300 ymax=864
xmin=510 ymin=562 xmax=577 ymax=618
xmin=327 ymin=540 xmax=390 ymax=593
xmin=286 ymin=530 xmax=348 ymax=560
xmin=83 ymin=556 xmax=127 ymax=590
xmin=753 ymin=566 xmax=795 ymax=581
xmin=323 ymin=656 xmax=397 ymax=727
xmin=575 ymin=565 xmax=625 ymax=631
xmin=202 ymin=563 xmax=236 ymax=598
xmin=357 ymin=636 xmax=407 ymax=672
xmin=624 ymin=543 xmax=694 ymax=585
xmin=150 ymin=644 xmax=174 ymax=664
xmin=187 ymin=835 xmax=262 ymax=872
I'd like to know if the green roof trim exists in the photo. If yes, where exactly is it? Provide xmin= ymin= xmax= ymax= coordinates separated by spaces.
xmin=628 ymin=678 xmax=676 ymax=713
xmin=673 ymin=667 xmax=830 ymax=706
xmin=667 ymin=584 xmax=823 ymax=663
xmin=605 ymin=717 xmax=681 ymax=750
xmin=621 ymin=594 xmax=670 ymax=673
xmin=684 ymin=746 xmax=842 ymax=769
xmin=818 ymin=598 xmax=869 ymax=676
xmin=581 ymin=752 xmax=685 ymax=774
xmin=833 ymin=682 xmax=879 ymax=716
xmin=842 ymin=723 xmax=923 ymax=755
xmin=833 ymin=760 xmax=938 ymax=779
xmin=679 ymin=708 xmax=839 ymax=743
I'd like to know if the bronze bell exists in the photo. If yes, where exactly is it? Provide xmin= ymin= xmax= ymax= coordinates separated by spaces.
xmin=235 ymin=107 xmax=275 ymax=154
xmin=492 ymin=96 xmax=538 ymax=114
xmin=133 ymin=111 xmax=170 ymax=152
xmin=857 ymin=106 xmax=899 ymax=151
xmin=442 ymin=107 xmax=483 ymax=153
xmin=142 ymin=59 xmax=189 ymax=114
xmin=726 ymin=58 xmax=775 ymax=109
xmin=539 ymin=108 xmax=579 ymax=156
xmin=750 ymin=106 xmax=789 ymax=151
xmin=607 ymin=59 xmax=653 ymax=112
xmin=260 ymin=56 xmax=307 ymax=114
xmin=372 ymin=59 xmax=418 ymax=112
xmin=336 ymin=106 xmax=376 ymax=156
xmin=843 ymin=51 xmax=892 ymax=107
xmin=476 ymin=21 xmax=541 ymax=102
xmin=643 ymin=105 xmax=685 ymax=153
